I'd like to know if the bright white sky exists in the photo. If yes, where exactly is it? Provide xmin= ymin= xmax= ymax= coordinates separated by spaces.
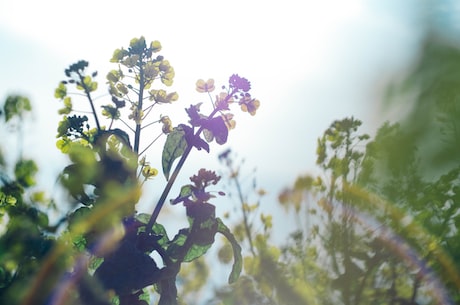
xmin=0 ymin=1 xmax=424 ymax=234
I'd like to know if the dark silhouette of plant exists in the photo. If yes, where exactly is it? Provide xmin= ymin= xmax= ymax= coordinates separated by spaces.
xmin=0 ymin=36 xmax=260 ymax=305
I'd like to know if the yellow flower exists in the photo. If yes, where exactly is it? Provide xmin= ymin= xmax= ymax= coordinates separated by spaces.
xmin=128 ymin=106 xmax=144 ymax=124
xmin=122 ymin=55 xmax=139 ymax=68
xmin=160 ymin=116 xmax=173 ymax=134
xmin=149 ymin=89 xmax=179 ymax=104
xmin=240 ymin=96 xmax=260 ymax=116
xmin=196 ymin=79 xmax=215 ymax=93
xmin=142 ymin=165 xmax=158 ymax=179
xmin=215 ymin=92 xmax=233 ymax=110
xmin=144 ymin=62 xmax=159 ymax=79
xmin=150 ymin=40 xmax=162 ymax=53
xmin=257 ymin=188 xmax=267 ymax=196
xmin=222 ymin=113 xmax=236 ymax=130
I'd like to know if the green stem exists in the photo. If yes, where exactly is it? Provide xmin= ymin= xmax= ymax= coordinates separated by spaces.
xmin=232 ymin=170 xmax=256 ymax=257
xmin=78 ymin=72 xmax=101 ymax=131
xmin=134 ymin=61 xmax=145 ymax=154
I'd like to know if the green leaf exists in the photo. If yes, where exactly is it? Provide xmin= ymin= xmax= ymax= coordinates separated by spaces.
xmin=183 ymin=243 xmax=213 ymax=262
xmin=167 ymin=229 xmax=188 ymax=260
xmin=167 ymin=228 xmax=213 ymax=263
xmin=170 ymin=184 xmax=193 ymax=205
xmin=136 ymin=214 xmax=170 ymax=246
xmin=216 ymin=218 xmax=242 ymax=284
xmin=162 ymin=126 xmax=187 ymax=180
xmin=73 ymin=234 xmax=87 ymax=251
xmin=135 ymin=212 xmax=151 ymax=224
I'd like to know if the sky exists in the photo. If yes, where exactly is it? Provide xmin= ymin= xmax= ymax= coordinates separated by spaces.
xmin=0 ymin=0 xmax=426 ymax=237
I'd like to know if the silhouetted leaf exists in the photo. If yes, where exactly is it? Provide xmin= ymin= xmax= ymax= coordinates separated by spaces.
xmin=162 ymin=126 xmax=187 ymax=180
xmin=94 ymin=239 xmax=161 ymax=295
xmin=216 ymin=218 xmax=242 ymax=284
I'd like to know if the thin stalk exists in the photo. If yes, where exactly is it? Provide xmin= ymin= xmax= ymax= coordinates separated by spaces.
xmin=134 ymin=62 xmax=145 ymax=154
xmin=145 ymin=143 xmax=193 ymax=233
xmin=231 ymin=173 xmax=257 ymax=257
xmin=78 ymin=72 xmax=101 ymax=131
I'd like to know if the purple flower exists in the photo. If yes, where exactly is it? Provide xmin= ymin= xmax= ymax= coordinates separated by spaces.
xmin=229 ymin=74 xmax=251 ymax=92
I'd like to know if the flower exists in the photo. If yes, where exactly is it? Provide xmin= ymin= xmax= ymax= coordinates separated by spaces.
xmin=221 ymin=113 xmax=236 ymax=130
xmin=149 ymin=89 xmax=179 ymax=104
xmin=196 ymin=79 xmax=215 ymax=93
xmin=142 ymin=165 xmax=158 ymax=179
xmin=190 ymin=168 xmax=221 ymax=189
xmin=150 ymin=40 xmax=162 ymax=53
xmin=144 ymin=62 xmax=159 ymax=79
xmin=215 ymin=92 xmax=234 ymax=110
xmin=128 ymin=105 xmax=144 ymax=123
xmin=239 ymin=94 xmax=260 ymax=116
xmin=160 ymin=116 xmax=173 ymax=134
xmin=229 ymin=74 xmax=251 ymax=92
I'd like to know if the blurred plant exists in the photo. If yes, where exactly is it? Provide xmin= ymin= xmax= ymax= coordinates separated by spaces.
xmin=0 ymin=96 xmax=62 ymax=305
xmin=279 ymin=116 xmax=460 ymax=304
xmin=0 ymin=36 xmax=260 ymax=305
xmin=197 ymin=149 xmax=321 ymax=305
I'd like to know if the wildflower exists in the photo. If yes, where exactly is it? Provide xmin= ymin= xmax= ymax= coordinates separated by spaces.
xmin=144 ymin=62 xmax=159 ymax=79
xmin=150 ymin=40 xmax=162 ymax=53
xmin=257 ymin=188 xmax=267 ymax=196
xmin=149 ymin=89 xmax=179 ymax=104
xmin=160 ymin=116 xmax=173 ymax=134
xmin=116 ymin=83 xmax=128 ymax=95
xmin=196 ymin=79 xmax=215 ymax=93
xmin=229 ymin=74 xmax=251 ymax=92
xmin=221 ymin=113 xmax=236 ymax=130
xmin=142 ymin=165 xmax=158 ymax=179
xmin=122 ymin=55 xmax=139 ymax=68
xmin=239 ymin=94 xmax=260 ymax=116
xmin=215 ymin=92 xmax=233 ymax=111
xmin=128 ymin=105 xmax=143 ymax=123
xmin=190 ymin=169 xmax=221 ymax=189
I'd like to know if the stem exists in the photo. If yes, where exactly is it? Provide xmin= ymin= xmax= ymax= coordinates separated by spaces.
xmin=232 ymin=172 xmax=257 ymax=257
xmin=139 ymin=132 xmax=163 ymax=156
xmin=145 ymin=139 xmax=192 ymax=233
xmin=134 ymin=62 xmax=145 ymax=154
xmin=78 ymin=72 xmax=101 ymax=131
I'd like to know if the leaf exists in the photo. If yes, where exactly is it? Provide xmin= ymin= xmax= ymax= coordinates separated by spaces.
xmin=162 ymin=126 xmax=187 ymax=180
xmin=135 ymin=214 xmax=170 ymax=248
xmin=216 ymin=218 xmax=242 ymax=283
xmin=167 ymin=228 xmax=214 ymax=263
xmin=170 ymin=184 xmax=194 ymax=205
xmin=183 ymin=243 xmax=213 ymax=262
xmin=94 ymin=239 xmax=161 ymax=295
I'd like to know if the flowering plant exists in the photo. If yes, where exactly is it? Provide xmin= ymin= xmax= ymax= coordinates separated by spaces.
xmin=52 ymin=36 xmax=260 ymax=305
